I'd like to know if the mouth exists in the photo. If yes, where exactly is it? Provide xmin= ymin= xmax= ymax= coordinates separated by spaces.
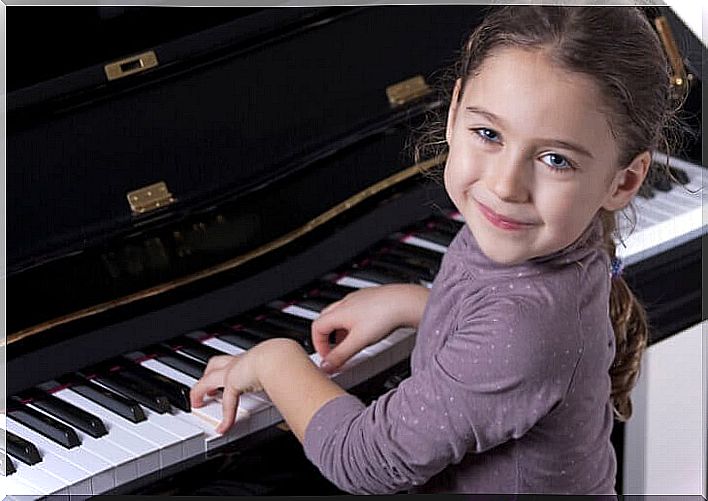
xmin=475 ymin=200 xmax=537 ymax=231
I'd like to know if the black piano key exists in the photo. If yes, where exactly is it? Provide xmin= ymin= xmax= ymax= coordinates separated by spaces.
xmin=669 ymin=166 xmax=690 ymax=185
xmin=19 ymin=388 xmax=107 ymax=439
xmin=295 ymin=297 xmax=330 ymax=313
xmin=385 ymin=238 xmax=444 ymax=264
xmin=410 ymin=229 xmax=454 ymax=247
xmin=427 ymin=215 xmax=464 ymax=235
xmin=637 ymin=182 xmax=655 ymax=199
xmin=118 ymin=361 xmax=192 ymax=413
xmin=379 ymin=242 xmax=442 ymax=271
xmin=85 ymin=368 xmax=172 ymax=414
xmin=218 ymin=329 xmax=262 ymax=350
xmin=368 ymin=257 xmax=435 ymax=283
xmin=306 ymin=280 xmax=357 ymax=302
xmin=60 ymin=375 xmax=147 ymax=423
xmin=5 ymin=429 xmax=41 ymax=465
xmin=4 ymin=454 xmax=16 ymax=476
xmin=249 ymin=319 xmax=315 ymax=354
xmin=649 ymin=169 xmax=672 ymax=192
xmin=169 ymin=336 xmax=224 ymax=364
xmin=7 ymin=397 xmax=80 ymax=449
xmin=347 ymin=266 xmax=407 ymax=285
xmin=154 ymin=347 xmax=207 ymax=380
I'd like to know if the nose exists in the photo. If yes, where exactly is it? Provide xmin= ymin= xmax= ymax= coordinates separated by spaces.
xmin=485 ymin=152 xmax=530 ymax=203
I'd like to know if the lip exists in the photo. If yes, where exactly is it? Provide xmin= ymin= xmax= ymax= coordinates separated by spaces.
xmin=475 ymin=201 xmax=536 ymax=231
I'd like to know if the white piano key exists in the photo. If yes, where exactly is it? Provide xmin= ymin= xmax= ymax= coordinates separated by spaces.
xmin=400 ymin=235 xmax=448 ymax=254
xmin=336 ymin=276 xmax=379 ymax=289
xmin=4 ymin=419 xmax=92 ymax=496
xmin=10 ymin=404 xmax=115 ymax=495
xmin=5 ymin=473 xmax=47 ymax=499
xmin=4 ymin=459 xmax=63 ymax=497
xmin=281 ymin=304 xmax=320 ymax=321
xmin=55 ymin=389 xmax=161 ymax=478
xmin=200 ymin=336 xmax=246 ymax=356
xmin=140 ymin=407 xmax=205 ymax=461
xmin=40 ymin=389 xmax=139 ymax=487
xmin=138 ymin=358 xmax=257 ymax=434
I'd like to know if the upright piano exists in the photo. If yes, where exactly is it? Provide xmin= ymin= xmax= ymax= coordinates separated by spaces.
xmin=3 ymin=5 xmax=704 ymax=497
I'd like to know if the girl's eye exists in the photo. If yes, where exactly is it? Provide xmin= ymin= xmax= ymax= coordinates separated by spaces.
xmin=472 ymin=127 xmax=501 ymax=144
xmin=540 ymin=153 xmax=574 ymax=172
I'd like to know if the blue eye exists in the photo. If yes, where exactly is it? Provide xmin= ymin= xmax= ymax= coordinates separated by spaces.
xmin=472 ymin=128 xmax=501 ymax=144
xmin=540 ymin=153 xmax=573 ymax=172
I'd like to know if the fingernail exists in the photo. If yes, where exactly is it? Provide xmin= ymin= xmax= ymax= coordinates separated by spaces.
xmin=320 ymin=360 xmax=332 ymax=371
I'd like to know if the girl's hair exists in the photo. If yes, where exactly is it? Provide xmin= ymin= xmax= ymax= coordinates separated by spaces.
xmin=413 ymin=6 xmax=686 ymax=421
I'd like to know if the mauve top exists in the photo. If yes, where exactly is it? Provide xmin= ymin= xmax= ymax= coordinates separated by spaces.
xmin=303 ymin=217 xmax=617 ymax=494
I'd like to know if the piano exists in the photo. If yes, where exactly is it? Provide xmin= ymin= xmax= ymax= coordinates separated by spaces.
xmin=3 ymin=4 xmax=704 ymax=498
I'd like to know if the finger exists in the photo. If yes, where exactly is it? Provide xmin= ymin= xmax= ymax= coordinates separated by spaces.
xmin=190 ymin=369 xmax=225 ymax=408
xmin=217 ymin=386 xmax=240 ymax=435
xmin=321 ymin=330 xmax=367 ymax=373
xmin=311 ymin=314 xmax=347 ymax=358
xmin=203 ymin=355 xmax=236 ymax=374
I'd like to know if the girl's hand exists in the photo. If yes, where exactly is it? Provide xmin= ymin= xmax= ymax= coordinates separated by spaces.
xmin=190 ymin=348 xmax=265 ymax=434
xmin=311 ymin=283 xmax=429 ymax=374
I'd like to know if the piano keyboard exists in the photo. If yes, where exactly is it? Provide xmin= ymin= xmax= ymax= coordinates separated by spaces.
xmin=2 ymin=154 xmax=704 ymax=499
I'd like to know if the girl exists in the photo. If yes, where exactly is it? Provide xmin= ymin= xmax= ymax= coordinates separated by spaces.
xmin=191 ymin=5 xmax=681 ymax=494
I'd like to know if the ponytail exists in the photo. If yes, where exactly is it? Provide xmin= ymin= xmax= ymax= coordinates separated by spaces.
xmin=599 ymin=209 xmax=649 ymax=422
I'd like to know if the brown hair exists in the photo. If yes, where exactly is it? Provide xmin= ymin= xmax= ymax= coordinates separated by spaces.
xmin=413 ymin=6 xmax=687 ymax=421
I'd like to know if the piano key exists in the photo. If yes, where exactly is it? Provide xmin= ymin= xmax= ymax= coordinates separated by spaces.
xmin=347 ymin=266 xmax=407 ymax=285
xmin=305 ymin=280 xmax=357 ymax=301
xmin=149 ymin=346 xmax=207 ymax=380
xmin=289 ymin=298 xmax=330 ymax=314
xmin=383 ymin=238 xmax=446 ymax=264
xmin=7 ymin=397 xmax=80 ymax=449
xmin=6 ymin=416 xmax=115 ymax=495
xmin=138 ymin=358 xmax=275 ymax=437
xmin=5 ymin=454 xmax=16 ymax=476
xmin=83 ymin=369 xmax=172 ymax=414
xmin=167 ymin=336 xmax=224 ymax=364
xmin=409 ymin=229 xmax=454 ymax=247
xmin=19 ymin=388 xmax=107 ymax=439
xmin=367 ymin=257 xmax=435 ymax=283
xmin=118 ymin=361 xmax=192 ymax=413
xmin=3 ymin=419 xmax=92 ymax=495
xmin=5 ymin=429 xmax=41 ymax=465
xmin=218 ymin=329 xmax=262 ymax=350
xmin=399 ymin=233 xmax=448 ymax=253
xmin=199 ymin=335 xmax=246 ymax=356
xmin=55 ymin=376 xmax=147 ymax=423
xmin=56 ymin=389 xmax=162 ymax=478
xmin=281 ymin=302 xmax=322 ymax=320
xmin=44 ymin=386 xmax=141 ymax=488
xmin=335 ymin=274 xmax=380 ymax=289
xmin=669 ymin=165 xmax=690 ymax=185
xmin=428 ymin=215 xmax=464 ymax=234
xmin=376 ymin=246 xmax=441 ymax=274
xmin=2 ymin=444 xmax=69 ymax=497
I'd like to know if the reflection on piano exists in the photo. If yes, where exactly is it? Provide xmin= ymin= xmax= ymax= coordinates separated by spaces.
xmin=3 ymin=4 xmax=704 ymax=498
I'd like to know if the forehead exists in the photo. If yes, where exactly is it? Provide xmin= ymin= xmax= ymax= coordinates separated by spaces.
xmin=461 ymin=47 xmax=615 ymax=149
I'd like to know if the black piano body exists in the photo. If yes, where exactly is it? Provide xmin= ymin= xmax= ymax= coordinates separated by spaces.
xmin=4 ymin=5 xmax=704 ymax=496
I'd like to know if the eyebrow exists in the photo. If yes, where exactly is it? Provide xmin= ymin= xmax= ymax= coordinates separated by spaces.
xmin=464 ymin=106 xmax=595 ymax=159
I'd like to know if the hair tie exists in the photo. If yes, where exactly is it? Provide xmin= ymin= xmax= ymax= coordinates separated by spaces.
xmin=610 ymin=257 xmax=624 ymax=278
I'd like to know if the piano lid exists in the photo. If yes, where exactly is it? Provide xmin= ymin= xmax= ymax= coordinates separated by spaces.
xmin=6 ymin=4 xmax=701 ymax=347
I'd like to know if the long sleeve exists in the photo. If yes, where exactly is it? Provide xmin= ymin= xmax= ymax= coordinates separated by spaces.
xmin=303 ymin=291 xmax=583 ymax=495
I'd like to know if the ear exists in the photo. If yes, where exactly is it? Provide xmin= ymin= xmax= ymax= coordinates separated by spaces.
xmin=602 ymin=150 xmax=652 ymax=211
xmin=445 ymin=78 xmax=463 ymax=144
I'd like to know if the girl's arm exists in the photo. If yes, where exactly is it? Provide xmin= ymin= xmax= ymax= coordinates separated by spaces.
xmin=312 ymin=283 xmax=429 ymax=372
xmin=190 ymin=337 xmax=346 ymax=440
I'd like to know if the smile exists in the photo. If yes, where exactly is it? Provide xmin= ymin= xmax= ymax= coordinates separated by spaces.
xmin=475 ymin=201 xmax=536 ymax=231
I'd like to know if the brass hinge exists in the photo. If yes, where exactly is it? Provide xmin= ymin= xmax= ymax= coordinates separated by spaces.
xmin=127 ymin=181 xmax=175 ymax=215
xmin=386 ymin=75 xmax=431 ymax=108
xmin=105 ymin=50 xmax=159 ymax=81
xmin=654 ymin=16 xmax=692 ymax=90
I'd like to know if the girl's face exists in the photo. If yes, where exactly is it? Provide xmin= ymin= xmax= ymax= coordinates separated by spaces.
xmin=444 ymin=47 xmax=649 ymax=265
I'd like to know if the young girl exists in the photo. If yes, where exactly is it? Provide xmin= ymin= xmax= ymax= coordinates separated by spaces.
xmin=191 ymin=5 xmax=680 ymax=494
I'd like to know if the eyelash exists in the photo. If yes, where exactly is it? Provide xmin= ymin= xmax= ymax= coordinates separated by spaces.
xmin=469 ymin=127 xmax=576 ymax=173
